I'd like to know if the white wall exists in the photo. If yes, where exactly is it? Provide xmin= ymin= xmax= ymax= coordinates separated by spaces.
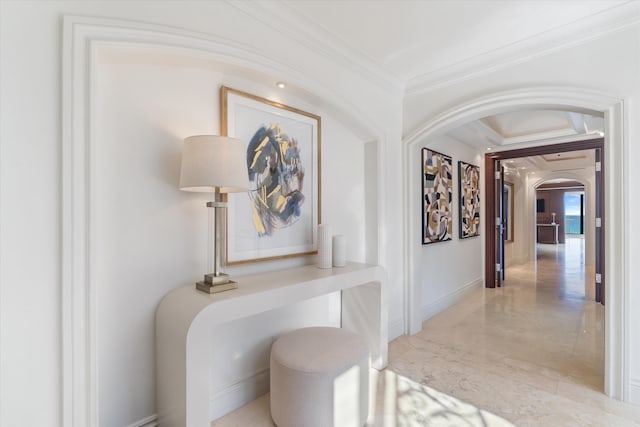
xmin=413 ymin=136 xmax=484 ymax=321
xmin=0 ymin=4 xmax=63 ymax=426
xmin=403 ymin=17 xmax=640 ymax=404
xmin=0 ymin=2 xmax=404 ymax=426
xmin=94 ymin=60 xmax=369 ymax=424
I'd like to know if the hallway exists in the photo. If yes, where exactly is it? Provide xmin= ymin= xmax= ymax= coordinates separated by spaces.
xmin=387 ymin=238 xmax=640 ymax=425
xmin=213 ymin=239 xmax=640 ymax=426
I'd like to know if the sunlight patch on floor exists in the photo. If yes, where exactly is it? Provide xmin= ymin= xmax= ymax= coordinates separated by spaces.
xmin=370 ymin=369 xmax=514 ymax=427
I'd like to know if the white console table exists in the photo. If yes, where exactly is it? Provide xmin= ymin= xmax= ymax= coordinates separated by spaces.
xmin=155 ymin=262 xmax=388 ymax=427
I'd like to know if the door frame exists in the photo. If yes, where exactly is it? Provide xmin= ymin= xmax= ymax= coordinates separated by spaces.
xmin=402 ymin=87 xmax=627 ymax=401
xmin=484 ymin=138 xmax=604 ymax=290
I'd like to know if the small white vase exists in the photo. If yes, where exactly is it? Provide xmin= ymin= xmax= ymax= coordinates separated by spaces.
xmin=332 ymin=235 xmax=346 ymax=267
xmin=317 ymin=224 xmax=332 ymax=269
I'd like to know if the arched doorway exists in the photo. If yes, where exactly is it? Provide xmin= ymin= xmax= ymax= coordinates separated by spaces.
xmin=402 ymin=87 xmax=627 ymax=400
xmin=531 ymin=175 xmax=593 ymax=298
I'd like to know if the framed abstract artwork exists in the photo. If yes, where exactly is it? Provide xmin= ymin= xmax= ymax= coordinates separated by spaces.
xmin=458 ymin=161 xmax=481 ymax=239
xmin=221 ymin=86 xmax=321 ymax=264
xmin=422 ymin=148 xmax=452 ymax=244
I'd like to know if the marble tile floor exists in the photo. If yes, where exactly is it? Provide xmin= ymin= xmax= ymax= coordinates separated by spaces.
xmin=213 ymin=239 xmax=640 ymax=426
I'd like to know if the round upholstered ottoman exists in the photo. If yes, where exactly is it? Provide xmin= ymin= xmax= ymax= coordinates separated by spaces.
xmin=270 ymin=327 xmax=370 ymax=427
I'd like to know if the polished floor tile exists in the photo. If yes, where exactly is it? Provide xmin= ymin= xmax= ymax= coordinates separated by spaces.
xmin=213 ymin=238 xmax=640 ymax=426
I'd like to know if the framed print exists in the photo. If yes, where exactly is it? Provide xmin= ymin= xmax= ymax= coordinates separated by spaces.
xmin=422 ymin=148 xmax=452 ymax=244
xmin=221 ymin=86 xmax=321 ymax=264
xmin=458 ymin=161 xmax=481 ymax=239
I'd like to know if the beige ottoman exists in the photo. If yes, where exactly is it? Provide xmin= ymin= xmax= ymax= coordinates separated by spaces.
xmin=270 ymin=327 xmax=370 ymax=427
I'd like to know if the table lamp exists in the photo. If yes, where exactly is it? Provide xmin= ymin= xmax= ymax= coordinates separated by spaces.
xmin=179 ymin=135 xmax=249 ymax=293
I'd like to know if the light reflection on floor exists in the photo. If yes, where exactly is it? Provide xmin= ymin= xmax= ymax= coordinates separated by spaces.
xmin=386 ymin=236 xmax=640 ymax=426
xmin=212 ymin=236 xmax=640 ymax=426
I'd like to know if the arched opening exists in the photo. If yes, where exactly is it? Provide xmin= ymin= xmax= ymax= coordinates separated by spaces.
xmin=402 ymin=87 xmax=627 ymax=400
xmin=62 ymin=16 xmax=390 ymax=425
xmin=531 ymin=176 xmax=592 ymax=290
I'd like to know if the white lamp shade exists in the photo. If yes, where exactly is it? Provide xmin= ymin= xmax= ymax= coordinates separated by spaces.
xmin=179 ymin=135 xmax=250 ymax=193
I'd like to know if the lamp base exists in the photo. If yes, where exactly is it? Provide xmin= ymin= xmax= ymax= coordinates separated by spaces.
xmin=195 ymin=272 xmax=237 ymax=294
xmin=204 ymin=272 xmax=232 ymax=285
xmin=196 ymin=280 xmax=237 ymax=294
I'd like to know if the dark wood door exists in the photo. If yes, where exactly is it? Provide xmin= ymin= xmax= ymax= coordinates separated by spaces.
xmin=484 ymin=138 xmax=605 ymax=294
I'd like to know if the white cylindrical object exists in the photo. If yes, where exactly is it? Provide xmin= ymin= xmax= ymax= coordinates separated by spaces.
xmin=332 ymin=235 xmax=346 ymax=267
xmin=317 ymin=224 xmax=332 ymax=269
xmin=270 ymin=327 xmax=370 ymax=427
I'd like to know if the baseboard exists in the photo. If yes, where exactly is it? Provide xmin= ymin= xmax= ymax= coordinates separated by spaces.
xmin=629 ymin=378 xmax=640 ymax=406
xmin=505 ymin=255 xmax=528 ymax=268
xmin=210 ymin=367 xmax=271 ymax=420
xmin=388 ymin=316 xmax=404 ymax=341
xmin=125 ymin=414 xmax=157 ymax=427
xmin=421 ymin=278 xmax=483 ymax=321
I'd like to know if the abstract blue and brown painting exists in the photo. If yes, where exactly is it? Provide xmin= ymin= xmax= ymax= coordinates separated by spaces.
xmin=221 ymin=86 xmax=320 ymax=265
xmin=246 ymin=124 xmax=305 ymax=236
xmin=458 ymin=161 xmax=480 ymax=238
xmin=422 ymin=148 xmax=452 ymax=244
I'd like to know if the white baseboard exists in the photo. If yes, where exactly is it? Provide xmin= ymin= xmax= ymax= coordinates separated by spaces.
xmin=125 ymin=414 xmax=157 ymax=427
xmin=629 ymin=378 xmax=640 ymax=406
xmin=210 ymin=367 xmax=271 ymax=420
xmin=388 ymin=316 xmax=404 ymax=341
xmin=505 ymin=255 xmax=528 ymax=268
xmin=421 ymin=278 xmax=483 ymax=321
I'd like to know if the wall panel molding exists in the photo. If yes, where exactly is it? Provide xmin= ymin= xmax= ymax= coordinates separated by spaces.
xmin=62 ymin=15 xmax=387 ymax=426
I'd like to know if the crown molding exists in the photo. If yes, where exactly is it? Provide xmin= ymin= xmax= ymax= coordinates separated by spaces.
xmin=406 ymin=1 xmax=640 ymax=96
xmin=226 ymin=0 xmax=405 ymax=94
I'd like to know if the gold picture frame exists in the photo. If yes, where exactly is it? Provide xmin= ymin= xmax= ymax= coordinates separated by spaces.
xmin=221 ymin=86 xmax=321 ymax=264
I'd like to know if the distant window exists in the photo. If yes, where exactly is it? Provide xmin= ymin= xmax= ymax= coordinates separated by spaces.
xmin=565 ymin=192 xmax=585 ymax=235
xmin=536 ymin=198 xmax=545 ymax=213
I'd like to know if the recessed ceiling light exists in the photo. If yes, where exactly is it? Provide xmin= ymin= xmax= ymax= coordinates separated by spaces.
xmin=486 ymin=147 xmax=493 ymax=151
xmin=276 ymin=82 xmax=286 ymax=89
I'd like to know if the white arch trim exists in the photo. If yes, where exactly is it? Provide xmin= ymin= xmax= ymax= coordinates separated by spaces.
xmin=62 ymin=15 xmax=389 ymax=426
xmin=402 ymin=87 xmax=628 ymax=402
xmin=530 ymin=174 xmax=595 ymax=268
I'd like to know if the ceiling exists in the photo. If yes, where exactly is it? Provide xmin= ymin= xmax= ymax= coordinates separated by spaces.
xmin=273 ymin=1 xmax=622 ymax=170
xmin=282 ymin=0 xmax=628 ymax=84
xmin=502 ymin=148 xmax=596 ymax=180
